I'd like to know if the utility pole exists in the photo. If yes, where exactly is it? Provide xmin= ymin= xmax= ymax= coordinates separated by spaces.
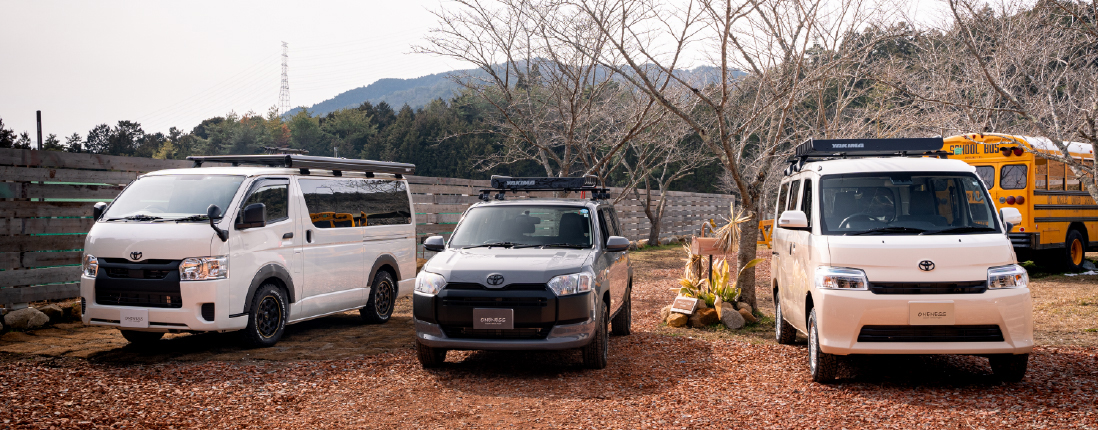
xmin=279 ymin=42 xmax=290 ymax=116
xmin=36 ymin=110 xmax=42 ymax=150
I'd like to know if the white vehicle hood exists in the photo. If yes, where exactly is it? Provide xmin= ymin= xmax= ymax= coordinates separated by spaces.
xmin=84 ymin=221 xmax=219 ymax=261
xmin=826 ymin=234 xmax=1015 ymax=282
xmin=424 ymin=248 xmax=594 ymax=285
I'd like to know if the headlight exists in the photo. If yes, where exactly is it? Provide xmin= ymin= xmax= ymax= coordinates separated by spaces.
xmin=415 ymin=272 xmax=446 ymax=296
xmin=988 ymin=264 xmax=1028 ymax=289
xmin=180 ymin=256 xmax=228 ymax=281
xmin=815 ymin=266 xmax=868 ymax=290
xmin=547 ymin=272 xmax=594 ymax=296
xmin=82 ymin=254 xmax=98 ymax=277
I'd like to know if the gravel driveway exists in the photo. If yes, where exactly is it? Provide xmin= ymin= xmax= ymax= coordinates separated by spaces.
xmin=1 ymin=247 xmax=1096 ymax=429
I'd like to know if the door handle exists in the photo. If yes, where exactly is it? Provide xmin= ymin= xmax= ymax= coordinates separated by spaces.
xmin=283 ymin=232 xmax=294 ymax=239
xmin=789 ymin=243 xmax=795 ymax=254
xmin=306 ymin=230 xmax=313 ymax=243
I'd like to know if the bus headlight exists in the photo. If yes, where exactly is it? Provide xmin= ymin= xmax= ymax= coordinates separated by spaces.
xmin=988 ymin=264 xmax=1027 ymax=289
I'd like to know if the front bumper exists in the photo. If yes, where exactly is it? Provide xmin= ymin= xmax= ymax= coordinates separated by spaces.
xmin=415 ymin=317 xmax=597 ymax=350
xmin=815 ymin=287 xmax=1033 ymax=355
xmin=80 ymin=276 xmax=247 ymax=332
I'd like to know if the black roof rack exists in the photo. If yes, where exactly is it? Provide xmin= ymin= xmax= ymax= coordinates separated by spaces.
xmin=186 ymin=154 xmax=415 ymax=176
xmin=479 ymin=175 xmax=610 ymax=201
xmin=786 ymin=137 xmax=948 ymax=175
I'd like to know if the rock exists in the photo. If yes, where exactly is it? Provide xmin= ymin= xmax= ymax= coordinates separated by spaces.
xmin=1083 ymin=260 xmax=1097 ymax=271
xmin=688 ymin=308 xmax=719 ymax=328
xmin=667 ymin=313 xmax=688 ymax=328
xmin=738 ymin=307 xmax=758 ymax=324
xmin=695 ymin=298 xmax=707 ymax=309
xmin=637 ymin=239 xmax=649 ymax=249
xmin=660 ymin=305 xmax=672 ymax=322
xmin=736 ymin=302 xmax=753 ymax=314
xmin=3 ymin=307 xmax=49 ymax=330
xmin=37 ymin=304 xmax=64 ymax=323
xmin=721 ymin=306 xmax=745 ymax=330
xmin=629 ymin=241 xmax=639 ymax=251
xmin=719 ymin=302 xmax=736 ymax=321
xmin=69 ymin=301 xmax=82 ymax=319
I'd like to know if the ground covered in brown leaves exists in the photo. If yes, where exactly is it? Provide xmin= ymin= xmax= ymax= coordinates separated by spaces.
xmin=1 ymin=247 xmax=1097 ymax=429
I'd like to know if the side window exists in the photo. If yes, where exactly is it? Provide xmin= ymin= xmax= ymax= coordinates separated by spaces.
xmin=1066 ymin=163 xmax=1083 ymax=191
xmin=775 ymin=182 xmax=790 ymax=219
xmin=240 ymin=182 xmax=289 ymax=224
xmin=607 ymin=208 xmax=623 ymax=238
xmin=974 ymin=166 xmax=995 ymax=189
xmin=786 ymin=180 xmax=802 ymax=212
xmin=1000 ymin=164 xmax=1027 ymax=190
xmin=800 ymin=179 xmax=813 ymax=228
xmin=299 ymin=178 xmax=412 ymax=229
xmin=597 ymin=209 xmax=612 ymax=245
xmin=1047 ymin=160 xmax=1065 ymax=190
xmin=1033 ymin=159 xmax=1047 ymax=190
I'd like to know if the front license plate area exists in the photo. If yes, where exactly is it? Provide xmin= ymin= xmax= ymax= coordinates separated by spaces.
xmin=119 ymin=308 xmax=149 ymax=328
xmin=909 ymin=302 xmax=955 ymax=325
xmin=473 ymin=308 xmax=514 ymax=330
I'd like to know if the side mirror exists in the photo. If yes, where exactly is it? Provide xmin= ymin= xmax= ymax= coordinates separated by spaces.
xmin=207 ymin=204 xmax=228 ymax=242
xmin=92 ymin=202 xmax=108 ymax=220
xmin=236 ymin=203 xmax=267 ymax=230
xmin=423 ymin=235 xmax=446 ymax=252
xmin=1000 ymin=207 xmax=1022 ymax=232
xmin=778 ymin=210 xmax=809 ymax=230
xmin=606 ymin=236 xmax=630 ymax=252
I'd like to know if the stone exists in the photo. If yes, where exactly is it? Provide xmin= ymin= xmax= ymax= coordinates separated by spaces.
xmin=37 ymin=304 xmax=64 ymax=323
xmin=1083 ymin=260 xmax=1097 ymax=271
xmin=738 ymin=307 xmax=758 ymax=324
xmin=637 ymin=239 xmax=649 ymax=249
xmin=695 ymin=298 xmax=707 ymax=309
xmin=719 ymin=302 xmax=736 ymax=321
xmin=721 ymin=306 xmax=745 ymax=330
xmin=660 ymin=305 xmax=672 ymax=322
xmin=629 ymin=241 xmax=639 ymax=251
xmin=667 ymin=313 xmax=688 ymax=328
xmin=688 ymin=308 xmax=719 ymax=328
xmin=3 ymin=307 xmax=49 ymax=330
xmin=736 ymin=302 xmax=753 ymax=314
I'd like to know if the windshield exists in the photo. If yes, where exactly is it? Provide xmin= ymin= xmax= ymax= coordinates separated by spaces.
xmin=820 ymin=172 xmax=1000 ymax=235
xmin=449 ymin=205 xmax=593 ymax=248
xmin=103 ymin=175 xmax=245 ymax=220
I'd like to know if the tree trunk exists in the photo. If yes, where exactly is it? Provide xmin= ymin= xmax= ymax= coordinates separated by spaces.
xmin=736 ymin=205 xmax=762 ymax=309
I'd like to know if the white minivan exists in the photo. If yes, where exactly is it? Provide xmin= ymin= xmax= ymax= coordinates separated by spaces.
xmin=80 ymin=154 xmax=418 ymax=347
xmin=771 ymin=138 xmax=1033 ymax=382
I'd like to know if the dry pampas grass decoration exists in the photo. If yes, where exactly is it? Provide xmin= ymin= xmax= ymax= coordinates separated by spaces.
xmin=712 ymin=202 xmax=753 ymax=254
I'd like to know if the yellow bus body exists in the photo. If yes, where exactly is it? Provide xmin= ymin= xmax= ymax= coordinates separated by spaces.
xmin=943 ymin=133 xmax=1097 ymax=265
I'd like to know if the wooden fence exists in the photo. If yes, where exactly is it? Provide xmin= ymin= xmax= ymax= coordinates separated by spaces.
xmin=0 ymin=148 xmax=733 ymax=307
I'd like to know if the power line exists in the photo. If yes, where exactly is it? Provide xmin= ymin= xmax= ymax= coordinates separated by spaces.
xmin=279 ymin=41 xmax=291 ymax=116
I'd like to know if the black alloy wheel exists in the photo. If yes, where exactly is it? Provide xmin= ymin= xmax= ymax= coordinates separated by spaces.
xmin=362 ymin=270 xmax=396 ymax=324
xmin=243 ymin=283 xmax=287 ymax=347
xmin=582 ymin=301 xmax=609 ymax=369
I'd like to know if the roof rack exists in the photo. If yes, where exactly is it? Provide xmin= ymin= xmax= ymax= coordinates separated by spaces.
xmin=479 ymin=175 xmax=610 ymax=201
xmin=786 ymin=137 xmax=948 ymax=174
xmin=262 ymin=146 xmax=309 ymax=155
xmin=186 ymin=154 xmax=415 ymax=177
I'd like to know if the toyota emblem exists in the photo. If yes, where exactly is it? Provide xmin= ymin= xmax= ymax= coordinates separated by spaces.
xmin=918 ymin=260 xmax=935 ymax=271
xmin=486 ymin=273 xmax=505 ymax=286
xmin=130 ymin=252 xmax=143 ymax=261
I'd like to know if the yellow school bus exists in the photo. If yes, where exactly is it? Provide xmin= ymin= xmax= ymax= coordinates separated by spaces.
xmin=943 ymin=133 xmax=1096 ymax=269
xmin=309 ymin=212 xmax=355 ymax=228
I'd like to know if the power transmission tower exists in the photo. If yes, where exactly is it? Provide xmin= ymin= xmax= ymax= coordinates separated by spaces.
xmin=279 ymin=41 xmax=290 ymax=116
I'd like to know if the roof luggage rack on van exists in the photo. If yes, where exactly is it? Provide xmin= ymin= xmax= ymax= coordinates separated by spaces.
xmin=187 ymin=154 xmax=415 ymax=177
xmin=480 ymin=175 xmax=610 ymax=201
xmin=786 ymin=137 xmax=948 ymax=174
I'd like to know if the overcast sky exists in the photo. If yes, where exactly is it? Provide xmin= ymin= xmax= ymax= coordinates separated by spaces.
xmin=0 ymin=0 xmax=462 ymax=140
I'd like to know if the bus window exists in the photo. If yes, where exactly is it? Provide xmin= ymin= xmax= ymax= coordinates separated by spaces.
xmin=974 ymin=166 xmax=995 ymax=189
xmin=1000 ymin=164 xmax=1028 ymax=190
xmin=1066 ymin=162 xmax=1083 ymax=191
xmin=1034 ymin=159 xmax=1047 ymax=190
xmin=1048 ymin=160 xmax=1065 ymax=190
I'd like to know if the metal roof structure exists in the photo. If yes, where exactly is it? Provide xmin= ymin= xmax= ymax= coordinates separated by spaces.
xmin=480 ymin=175 xmax=609 ymax=201
xmin=187 ymin=154 xmax=415 ymax=176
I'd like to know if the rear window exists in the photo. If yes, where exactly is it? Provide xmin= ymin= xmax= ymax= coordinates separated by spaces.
xmin=1000 ymin=165 xmax=1027 ymax=190
xmin=974 ymin=166 xmax=994 ymax=189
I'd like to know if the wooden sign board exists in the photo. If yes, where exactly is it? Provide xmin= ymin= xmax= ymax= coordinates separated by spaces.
xmin=671 ymin=297 xmax=699 ymax=314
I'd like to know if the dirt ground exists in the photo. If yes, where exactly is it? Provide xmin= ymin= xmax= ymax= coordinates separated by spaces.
xmin=1 ymin=246 xmax=1097 ymax=429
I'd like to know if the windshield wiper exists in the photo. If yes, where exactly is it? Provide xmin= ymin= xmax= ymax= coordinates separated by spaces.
xmin=847 ymin=226 xmax=926 ymax=236
xmin=105 ymin=214 xmax=163 ymax=222
xmin=920 ymin=226 xmax=997 ymax=235
xmin=172 ymin=214 xmax=210 ymax=223
xmin=462 ymin=242 xmax=519 ymax=249
xmin=527 ymin=243 xmax=589 ymax=249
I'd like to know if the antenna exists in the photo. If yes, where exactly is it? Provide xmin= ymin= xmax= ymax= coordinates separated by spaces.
xmin=279 ymin=41 xmax=290 ymax=116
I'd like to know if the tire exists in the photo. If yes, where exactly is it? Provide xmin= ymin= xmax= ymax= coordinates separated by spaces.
xmin=774 ymin=293 xmax=797 ymax=345
xmin=989 ymin=354 xmax=1029 ymax=382
xmin=611 ymin=286 xmax=632 ymax=336
xmin=242 ymin=283 xmax=288 ymax=348
xmin=582 ymin=301 xmax=609 ymax=369
xmin=361 ymin=270 xmax=397 ymax=324
xmin=120 ymin=330 xmax=163 ymax=344
xmin=1062 ymin=229 xmax=1087 ymax=271
xmin=807 ymin=308 xmax=838 ymax=383
xmin=416 ymin=340 xmax=447 ymax=368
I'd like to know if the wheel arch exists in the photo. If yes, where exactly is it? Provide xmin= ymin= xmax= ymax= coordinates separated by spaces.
xmin=369 ymin=253 xmax=401 ymax=283
xmin=1068 ymin=222 xmax=1088 ymax=244
xmin=244 ymin=264 xmax=296 ymax=314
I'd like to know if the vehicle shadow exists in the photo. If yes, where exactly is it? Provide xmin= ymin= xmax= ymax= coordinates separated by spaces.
xmin=426 ymin=332 xmax=717 ymax=400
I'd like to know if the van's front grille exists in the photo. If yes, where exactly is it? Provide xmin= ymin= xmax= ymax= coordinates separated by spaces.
xmin=869 ymin=281 xmax=986 ymax=295
xmin=94 ymin=259 xmax=183 ymax=308
xmin=857 ymin=325 xmax=1004 ymax=342
xmin=105 ymin=268 xmax=173 ymax=279
xmin=440 ymin=296 xmax=549 ymax=308
xmin=96 ymin=291 xmax=182 ymax=308
xmin=444 ymin=283 xmax=548 ymax=291
xmin=441 ymin=325 xmax=552 ymax=340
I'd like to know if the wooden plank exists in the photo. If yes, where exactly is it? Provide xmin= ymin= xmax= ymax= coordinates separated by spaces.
xmin=0 ymin=266 xmax=81 ymax=287
xmin=412 ymin=194 xmax=482 ymax=205
xmin=0 ymin=148 xmax=190 ymax=172
xmin=0 ymin=166 xmax=140 ymax=184
xmin=421 ymin=213 xmax=463 ymax=224
xmin=0 ymin=251 xmax=83 ymax=270
xmin=416 ymin=224 xmax=457 ymax=234
xmin=0 ymin=283 xmax=80 ymax=304
xmin=0 ymin=218 xmax=95 ymax=235
xmin=0 ymin=182 xmax=124 ymax=200
xmin=409 ymin=184 xmax=479 ymax=195
xmin=0 ymin=235 xmax=85 ymax=252
xmin=0 ymin=201 xmax=95 ymax=218
xmin=413 ymin=204 xmax=471 ymax=214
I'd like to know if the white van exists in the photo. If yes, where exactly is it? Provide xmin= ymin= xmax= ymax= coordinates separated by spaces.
xmin=771 ymin=138 xmax=1033 ymax=382
xmin=80 ymin=154 xmax=418 ymax=347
